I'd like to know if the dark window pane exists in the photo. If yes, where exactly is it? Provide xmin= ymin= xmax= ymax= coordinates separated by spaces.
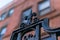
xmin=22 ymin=8 xmax=32 ymax=25
xmin=8 ymin=8 xmax=14 ymax=16
xmin=1 ymin=12 xmax=7 ymax=20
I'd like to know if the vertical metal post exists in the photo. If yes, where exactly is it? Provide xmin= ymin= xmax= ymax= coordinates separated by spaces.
xmin=10 ymin=33 xmax=17 ymax=40
xmin=17 ymin=33 xmax=21 ymax=40
xmin=50 ymin=33 xmax=57 ymax=40
xmin=35 ymin=25 xmax=40 ymax=40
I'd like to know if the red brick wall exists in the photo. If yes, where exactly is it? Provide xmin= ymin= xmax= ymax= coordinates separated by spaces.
xmin=0 ymin=0 xmax=60 ymax=40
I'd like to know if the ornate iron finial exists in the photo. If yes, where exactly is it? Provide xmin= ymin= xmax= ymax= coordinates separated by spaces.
xmin=32 ymin=12 xmax=39 ymax=23
xmin=20 ymin=23 xmax=26 ymax=29
xmin=32 ymin=12 xmax=37 ymax=17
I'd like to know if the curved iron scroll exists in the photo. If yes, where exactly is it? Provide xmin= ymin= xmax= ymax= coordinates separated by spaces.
xmin=41 ymin=18 xmax=60 ymax=40
xmin=42 ymin=18 xmax=60 ymax=33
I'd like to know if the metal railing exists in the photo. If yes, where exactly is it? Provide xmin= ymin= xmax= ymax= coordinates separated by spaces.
xmin=10 ymin=13 xmax=60 ymax=40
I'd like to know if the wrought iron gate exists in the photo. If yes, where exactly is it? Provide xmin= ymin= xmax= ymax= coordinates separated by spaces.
xmin=10 ymin=13 xmax=60 ymax=40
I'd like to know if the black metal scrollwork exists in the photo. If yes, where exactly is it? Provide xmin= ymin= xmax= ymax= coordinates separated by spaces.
xmin=10 ymin=13 xmax=60 ymax=40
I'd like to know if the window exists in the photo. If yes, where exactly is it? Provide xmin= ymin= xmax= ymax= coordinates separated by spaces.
xmin=0 ymin=8 xmax=14 ymax=21
xmin=0 ymin=27 xmax=7 ymax=40
xmin=22 ymin=8 xmax=32 ymax=25
xmin=38 ymin=0 xmax=51 ymax=16
xmin=22 ymin=8 xmax=32 ymax=17
xmin=0 ymin=26 xmax=7 ymax=40
xmin=0 ymin=12 xmax=7 ymax=21
xmin=0 ymin=17 xmax=1 ymax=21
xmin=8 ymin=8 xmax=14 ymax=16
xmin=1 ymin=27 xmax=6 ymax=35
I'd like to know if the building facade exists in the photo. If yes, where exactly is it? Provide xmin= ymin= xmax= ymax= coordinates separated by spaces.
xmin=0 ymin=0 xmax=60 ymax=40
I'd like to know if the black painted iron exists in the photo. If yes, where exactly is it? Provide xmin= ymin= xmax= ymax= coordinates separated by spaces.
xmin=10 ymin=13 xmax=60 ymax=40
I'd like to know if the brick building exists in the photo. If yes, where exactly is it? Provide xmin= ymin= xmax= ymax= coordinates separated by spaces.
xmin=0 ymin=0 xmax=60 ymax=40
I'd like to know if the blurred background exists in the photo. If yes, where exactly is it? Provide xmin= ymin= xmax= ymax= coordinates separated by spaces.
xmin=0 ymin=0 xmax=60 ymax=40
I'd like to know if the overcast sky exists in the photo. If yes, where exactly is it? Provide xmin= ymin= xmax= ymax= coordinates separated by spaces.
xmin=0 ymin=0 xmax=13 ymax=9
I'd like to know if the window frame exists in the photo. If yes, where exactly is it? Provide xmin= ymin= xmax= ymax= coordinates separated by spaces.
xmin=21 ymin=8 xmax=32 ymax=25
xmin=0 ymin=26 xmax=7 ymax=35
xmin=38 ymin=0 xmax=51 ymax=16
xmin=0 ymin=27 xmax=6 ymax=40
xmin=8 ymin=8 xmax=14 ymax=17
xmin=1 ymin=27 xmax=6 ymax=35
xmin=0 ymin=12 xmax=8 ymax=21
xmin=0 ymin=24 xmax=7 ymax=40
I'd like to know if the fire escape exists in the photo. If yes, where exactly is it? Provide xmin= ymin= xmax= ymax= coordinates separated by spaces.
xmin=10 ymin=13 xmax=60 ymax=40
